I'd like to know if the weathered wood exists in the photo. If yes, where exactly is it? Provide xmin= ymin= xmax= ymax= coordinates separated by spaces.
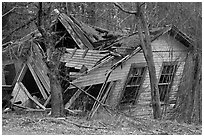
xmin=60 ymin=13 xmax=94 ymax=49
xmin=11 ymin=82 xmax=29 ymax=106
xmin=65 ymin=89 xmax=82 ymax=109
xmin=31 ymin=58 xmax=50 ymax=93
xmin=88 ymin=81 xmax=115 ymax=119
xmin=27 ymin=61 xmax=48 ymax=99
xmin=19 ymin=82 xmax=46 ymax=110
xmin=43 ymin=95 xmax=51 ymax=107
xmin=16 ymin=63 xmax=27 ymax=82
xmin=70 ymin=47 xmax=77 ymax=58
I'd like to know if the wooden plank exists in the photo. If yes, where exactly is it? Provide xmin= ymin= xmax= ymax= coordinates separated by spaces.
xmin=66 ymin=48 xmax=109 ymax=54
xmin=70 ymin=47 xmax=77 ymax=58
xmin=11 ymin=82 xmax=21 ymax=103
xmin=59 ymin=16 xmax=84 ymax=49
xmin=82 ymin=48 xmax=89 ymax=58
xmin=60 ymin=14 xmax=93 ymax=49
xmin=61 ymin=55 xmax=103 ymax=63
xmin=65 ymin=89 xmax=82 ymax=109
xmin=16 ymin=63 xmax=28 ymax=82
xmin=11 ymin=82 xmax=29 ymax=106
xmin=29 ymin=56 xmax=50 ymax=93
xmin=87 ymin=70 xmax=113 ymax=119
xmin=27 ymin=62 xmax=48 ymax=99
xmin=68 ymin=52 xmax=108 ymax=57
xmin=32 ymin=59 xmax=50 ymax=93
xmin=88 ymin=81 xmax=115 ymax=119
xmin=19 ymin=82 xmax=46 ymax=110
xmin=43 ymin=95 xmax=51 ymax=107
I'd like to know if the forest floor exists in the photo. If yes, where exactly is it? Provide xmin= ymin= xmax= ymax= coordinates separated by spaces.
xmin=2 ymin=110 xmax=202 ymax=135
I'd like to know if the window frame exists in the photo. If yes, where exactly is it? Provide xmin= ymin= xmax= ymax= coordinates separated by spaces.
xmin=158 ymin=62 xmax=178 ymax=102
xmin=120 ymin=63 xmax=147 ymax=106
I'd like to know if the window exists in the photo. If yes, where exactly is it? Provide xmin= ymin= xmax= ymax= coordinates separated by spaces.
xmin=158 ymin=62 xmax=177 ymax=102
xmin=120 ymin=64 xmax=147 ymax=105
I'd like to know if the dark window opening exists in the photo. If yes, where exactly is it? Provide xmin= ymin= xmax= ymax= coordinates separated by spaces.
xmin=4 ymin=64 xmax=16 ymax=85
xmin=71 ymin=82 xmax=110 ymax=112
xmin=158 ymin=63 xmax=177 ymax=102
xmin=120 ymin=64 xmax=146 ymax=105
xmin=22 ymin=68 xmax=43 ymax=99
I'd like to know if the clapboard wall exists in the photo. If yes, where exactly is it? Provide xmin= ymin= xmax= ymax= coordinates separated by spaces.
xmin=72 ymin=33 xmax=189 ymax=110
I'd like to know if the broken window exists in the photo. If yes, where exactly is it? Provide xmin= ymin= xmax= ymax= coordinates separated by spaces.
xmin=158 ymin=62 xmax=177 ymax=102
xmin=120 ymin=64 xmax=147 ymax=105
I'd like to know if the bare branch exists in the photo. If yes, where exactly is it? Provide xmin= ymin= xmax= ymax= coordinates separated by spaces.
xmin=2 ymin=3 xmax=35 ymax=18
xmin=3 ymin=17 xmax=37 ymax=41
xmin=113 ymin=3 xmax=137 ymax=14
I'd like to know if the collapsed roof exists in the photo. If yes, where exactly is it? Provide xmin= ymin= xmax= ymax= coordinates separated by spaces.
xmin=2 ymin=9 xmax=194 ymax=114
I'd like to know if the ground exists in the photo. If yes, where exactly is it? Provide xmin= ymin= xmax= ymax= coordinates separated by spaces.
xmin=2 ymin=110 xmax=202 ymax=135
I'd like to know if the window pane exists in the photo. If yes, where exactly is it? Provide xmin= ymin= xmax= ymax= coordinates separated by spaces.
xmin=127 ymin=77 xmax=132 ymax=85
xmin=158 ymin=63 xmax=177 ymax=102
xmin=121 ymin=65 xmax=146 ymax=105
xmin=159 ymin=85 xmax=169 ymax=101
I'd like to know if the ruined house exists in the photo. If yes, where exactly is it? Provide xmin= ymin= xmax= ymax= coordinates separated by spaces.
xmin=2 ymin=10 xmax=193 ymax=118
xmin=62 ymin=25 xmax=193 ymax=118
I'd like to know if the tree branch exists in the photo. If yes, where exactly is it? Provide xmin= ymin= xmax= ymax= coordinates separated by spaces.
xmin=113 ymin=3 xmax=137 ymax=15
xmin=3 ymin=17 xmax=37 ymax=42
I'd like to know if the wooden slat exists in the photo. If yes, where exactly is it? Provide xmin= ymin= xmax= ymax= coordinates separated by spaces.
xmin=11 ymin=82 xmax=21 ymax=103
xmin=70 ymin=47 xmax=77 ymax=58
xmin=65 ymin=62 xmax=93 ymax=70
xmin=59 ymin=15 xmax=85 ymax=49
xmin=88 ymin=81 xmax=115 ymax=119
xmin=19 ymin=82 xmax=46 ymax=110
xmin=60 ymin=14 xmax=93 ymax=49
xmin=65 ymin=89 xmax=82 ymax=109
xmin=31 ymin=59 xmax=50 ymax=93
xmin=27 ymin=62 xmax=48 ymax=99
xmin=43 ymin=95 xmax=51 ymax=107
xmin=16 ymin=63 xmax=27 ymax=82
xmin=66 ymin=48 xmax=109 ymax=54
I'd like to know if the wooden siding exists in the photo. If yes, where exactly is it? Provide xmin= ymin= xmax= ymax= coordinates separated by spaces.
xmin=11 ymin=82 xmax=29 ymax=106
xmin=58 ymin=13 xmax=93 ymax=49
xmin=60 ymin=48 xmax=110 ymax=70
xmin=69 ymin=33 xmax=188 ymax=112
xmin=136 ymin=33 xmax=188 ymax=112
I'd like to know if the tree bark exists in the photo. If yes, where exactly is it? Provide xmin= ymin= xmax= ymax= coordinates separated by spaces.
xmin=136 ymin=3 xmax=161 ymax=119
xmin=50 ymin=68 xmax=64 ymax=117
xmin=114 ymin=2 xmax=162 ymax=119
xmin=37 ymin=2 xmax=64 ymax=117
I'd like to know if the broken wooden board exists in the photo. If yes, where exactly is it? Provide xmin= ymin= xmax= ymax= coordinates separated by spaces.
xmin=27 ymin=62 xmax=48 ymax=99
xmin=29 ymin=57 xmax=50 ymax=94
xmin=59 ymin=13 xmax=94 ymax=49
xmin=60 ymin=48 xmax=110 ymax=70
xmin=19 ymin=82 xmax=46 ymax=110
xmin=88 ymin=81 xmax=116 ymax=119
xmin=65 ymin=89 xmax=82 ymax=109
xmin=11 ymin=82 xmax=29 ymax=107
xmin=31 ymin=43 xmax=50 ymax=93
xmin=15 ymin=63 xmax=27 ymax=83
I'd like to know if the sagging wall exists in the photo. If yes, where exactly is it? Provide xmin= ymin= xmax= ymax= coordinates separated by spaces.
xmin=134 ymin=33 xmax=188 ymax=109
xmin=72 ymin=33 xmax=188 ymax=109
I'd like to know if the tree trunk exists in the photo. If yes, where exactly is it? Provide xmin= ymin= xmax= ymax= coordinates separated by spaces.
xmin=2 ymin=2 xmax=12 ymax=43
xmin=50 ymin=69 xmax=64 ymax=117
xmin=171 ymin=51 xmax=201 ymax=124
xmin=37 ymin=2 xmax=64 ymax=117
xmin=136 ymin=3 xmax=161 ymax=119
